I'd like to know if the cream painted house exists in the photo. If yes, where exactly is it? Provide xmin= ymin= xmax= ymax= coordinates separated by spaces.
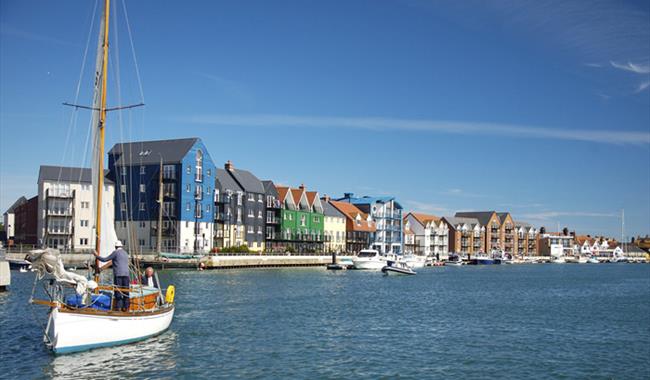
xmin=322 ymin=197 xmax=346 ymax=253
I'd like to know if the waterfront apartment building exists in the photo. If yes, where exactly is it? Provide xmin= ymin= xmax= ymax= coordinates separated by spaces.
xmin=262 ymin=180 xmax=282 ymax=251
xmin=107 ymin=138 xmax=216 ymax=253
xmin=269 ymin=184 xmax=324 ymax=252
xmin=515 ymin=221 xmax=538 ymax=256
xmin=336 ymin=193 xmax=403 ymax=254
xmin=442 ymin=216 xmax=485 ymax=255
xmin=329 ymin=200 xmax=376 ymax=254
xmin=13 ymin=196 xmax=38 ymax=245
xmin=37 ymin=165 xmax=115 ymax=251
xmin=3 ymin=196 xmax=27 ymax=244
xmin=214 ymin=161 xmax=266 ymax=252
xmin=403 ymin=213 xmax=449 ymax=259
xmin=538 ymin=231 xmax=575 ymax=256
xmin=455 ymin=211 xmax=517 ymax=254
xmin=321 ymin=197 xmax=347 ymax=253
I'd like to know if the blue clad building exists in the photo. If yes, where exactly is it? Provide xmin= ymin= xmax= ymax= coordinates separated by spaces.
xmin=336 ymin=193 xmax=403 ymax=254
xmin=107 ymin=138 xmax=217 ymax=253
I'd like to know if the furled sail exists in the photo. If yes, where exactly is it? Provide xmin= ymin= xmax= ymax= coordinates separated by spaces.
xmin=89 ymin=4 xmax=116 ymax=259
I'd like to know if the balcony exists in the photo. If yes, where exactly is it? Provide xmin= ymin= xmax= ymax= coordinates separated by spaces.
xmin=266 ymin=199 xmax=281 ymax=209
xmin=47 ymin=209 xmax=72 ymax=217
xmin=266 ymin=216 xmax=280 ymax=224
xmin=47 ymin=229 xmax=72 ymax=235
xmin=194 ymin=172 xmax=203 ymax=182
xmin=46 ymin=189 xmax=74 ymax=199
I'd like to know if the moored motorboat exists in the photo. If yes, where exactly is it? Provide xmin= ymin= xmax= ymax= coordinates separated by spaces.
xmin=587 ymin=256 xmax=600 ymax=264
xmin=401 ymin=254 xmax=426 ymax=269
xmin=381 ymin=260 xmax=416 ymax=275
xmin=352 ymin=249 xmax=386 ymax=270
xmin=469 ymin=253 xmax=495 ymax=265
xmin=445 ymin=253 xmax=464 ymax=266
xmin=550 ymin=255 xmax=567 ymax=264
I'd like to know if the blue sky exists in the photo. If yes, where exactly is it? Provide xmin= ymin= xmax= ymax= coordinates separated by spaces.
xmin=1 ymin=0 xmax=649 ymax=238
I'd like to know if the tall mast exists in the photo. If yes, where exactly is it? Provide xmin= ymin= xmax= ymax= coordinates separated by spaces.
xmin=157 ymin=157 xmax=163 ymax=255
xmin=94 ymin=0 xmax=111 ymax=279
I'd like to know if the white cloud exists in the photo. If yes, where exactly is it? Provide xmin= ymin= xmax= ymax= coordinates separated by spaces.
xmin=610 ymin=61 xmax=650 ymax=75
xmin=635 ymin=80 xmax=650 ymax=93
xmin=518 ymin=210 xmax=619 ymax=222
xmin=402 ymin=200 xmax=451 ymax=215
xmin=179 ymin=114 xmax=650 ymax=145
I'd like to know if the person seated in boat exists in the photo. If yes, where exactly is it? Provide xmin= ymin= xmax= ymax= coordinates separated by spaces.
xmin=141 ymin=267 xmax=159 ymax=288
xmin=94 ymin=240 xmax=130 ymax=312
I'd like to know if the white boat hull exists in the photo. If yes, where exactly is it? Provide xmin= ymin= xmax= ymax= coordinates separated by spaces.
xmin=352 ymin=258 xmax=386 ymax=270
xmin=46 ymin=305 xmax=174 ymax=354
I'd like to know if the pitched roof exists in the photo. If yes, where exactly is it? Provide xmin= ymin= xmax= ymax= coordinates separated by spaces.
xmin=497 ymin=212 xmax=511 ymax=223
xmin=406 ymin=212 xmax=441 ymax=226
xmin=227 ymin=167 xmax=264 ymax=194
xmin=215 ymin=168 xmax=243 ymax=192
xmin=108 ymin=138 xmax=199 ymax=166
xmin=290 ymin=189 xmax=304 ymax=204
xmin=305 ymin=191 xmax=318 ymax=206
xmin=442 ymin=216 xmax=482 ymax=229
xmin=455 ymin=211 xmax=497 ymax=226
xmin=322 ymin=200 xmax=345 ymax=218
xmin=38 ymin=165 xmax=113 ymax=184
xmin=262 ymin=180 xmax=278 ymax=197
xmin=275 ymin=186 xmax=290 ymax=203
xmin=4 ymin=196 xmax=27 ymax=214
xmin=330 ymin=200 xmax=376 ymax=232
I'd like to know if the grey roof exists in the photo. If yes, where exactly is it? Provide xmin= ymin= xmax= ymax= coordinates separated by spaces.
xmin=228 ymin=168 xmax=265 ymax=194
xmin=497 ymin=212 xmax=511 ymax=223
xmin=514 ymin=221 xmax=533 ymax=228
xmin=322 ymin=200 xmax=345 ymax=218
xmin=455 ymin=211 xmax=497 ymax=226
xmin=262 ymin=180 xmax=278 ymax=197
xmin=108 ymin=138 xmax=198 ymax=166
xmin=4 ymin=196 xmax=27 ymax=214
xmin=215 ymin=168 xmax=243 ymax=192
xmin=38 ymin=165 xmax=112 ymax=184
xmin=442 ymin=216 xmax=481 ymax=229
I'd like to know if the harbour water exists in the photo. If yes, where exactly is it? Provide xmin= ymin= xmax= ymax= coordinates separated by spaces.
xmin=1 ymin=264 xmax=649 ymax=379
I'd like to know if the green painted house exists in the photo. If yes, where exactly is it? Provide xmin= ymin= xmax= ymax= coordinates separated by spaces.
xmin=269 ymin=184 xmax=324 ymax=252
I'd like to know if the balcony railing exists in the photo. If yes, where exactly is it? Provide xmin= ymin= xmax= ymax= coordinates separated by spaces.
xmin=46 ymin=189 xmax=74 ymax=199
xmin=47 ymin=209 xmax=72 ymax=216
xmin=266 ymin=217 xmax=280 ymax=224
xmin=47 ymin=229 xmax=72 ymax=235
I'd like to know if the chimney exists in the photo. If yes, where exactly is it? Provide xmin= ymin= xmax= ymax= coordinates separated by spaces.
xmin=322 ymin=194 xmax=330 ymax=202
xmin=344 ymin=192 xmax=354 ymax=199
xmin=225 ymin=160 xmax=234 ymax=171
xmin=299 ymin=184 xmax=305 ymax=190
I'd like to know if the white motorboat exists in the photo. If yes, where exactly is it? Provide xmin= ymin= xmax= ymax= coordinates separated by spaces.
xmin=445 ymin=253 xmax=463 ymax=266
xmin=401 ymin=254 xmax=426 ymax=269
xmin=352 ymin=249 xmax=386 ymax=270
xmin=381 ymin=260 xmax=416 ymax=275
xmin=587 ymin=256 xmax=600 ymax=264
xmin=577 ymin=256 xmax=589 ymax=264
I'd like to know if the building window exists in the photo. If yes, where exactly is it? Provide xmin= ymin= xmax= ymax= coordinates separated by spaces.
xmin=139 ymin=202 xmax=146 ymax=211
xmin=140 ymin=184 xmax=146 ymax=193
xmin=195 ymin=150 xmax=203 ymax=182
xmin=139 ymin=221 xmax=145 ymax=228
xmin=258 ymin=226 xmax=262 ymax=234
xmin=80 ymin=238 xmax=88 ymax=245
xmin=300 ymin=214 xmax=306 ymax=227
xmin=121 ymin=185 xmax=126 ymax=193
xmin=139 ymin=239 xmax=145 ymax=246
xmin=140 ymin=166 xmax=146 ymax=175
xmin=186 ymin=202 xmax=191 ymax=211
xmin=186 ymin=184 xmax=191 ymax=193
xmin=206 ymin=204 xmax=211 ymax=213
xmin=82 ymin=184 xmax=90 ymax=191
xmin=247 ymin=226 xmax=254 ymax=234
xmin=195 ymin=203 xmax=202 ymax=218
xmin=313 ymin=216 xmax=320 ymax=223
xmin=163 ymin=201 xmax=175 ymax=216
xmin=237 ymin=192 xmax=243 ymax=206
xmin=207 ymin=169 xmax=211 ymax=176
xmin=81 ymin=201 xmax=90 ymax=209
xmin=258 ymin=194 xmax=263 ymax=203
xmin=120 ymin=203 xmax=126 ymax=211
xmin=258 ymin=210 xmax=262 ymax=219
xmin=121 ymin=167 xmax=127 ymax=176
xmin=248 ymin=193 xmax=254 ymax=201
xmin=80 ymin=220 xmax=89 ymax=227
xmin=163 ymin=165 xmax=176 ymax=179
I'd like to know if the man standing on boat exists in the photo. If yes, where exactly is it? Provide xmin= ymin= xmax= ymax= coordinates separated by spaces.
xmin=94 ymin=240 xmax=130 ymax=312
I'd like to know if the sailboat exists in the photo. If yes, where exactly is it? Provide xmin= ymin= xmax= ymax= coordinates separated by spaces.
xmin=27 ymin=0 xmax=175 ymax=354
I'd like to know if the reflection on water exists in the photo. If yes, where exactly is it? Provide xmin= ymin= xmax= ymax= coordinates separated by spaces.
xmin=45 ymin=332 xmax=178 ymax=379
